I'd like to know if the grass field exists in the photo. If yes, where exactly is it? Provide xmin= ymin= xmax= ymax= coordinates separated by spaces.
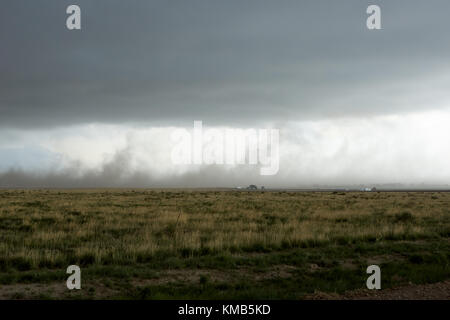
xmin=0 ymin=189 xmax=449 ymax=299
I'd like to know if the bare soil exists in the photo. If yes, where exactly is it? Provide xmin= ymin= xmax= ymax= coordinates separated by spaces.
xmin=306 ymin=280 xmax=450 ymax=300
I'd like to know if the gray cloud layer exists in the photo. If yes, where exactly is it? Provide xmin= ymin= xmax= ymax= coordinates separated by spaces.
xmin=2 ymin=1 xmax=450 ymax=188
xmin=2 ymin=1 xmax=450 ymax=128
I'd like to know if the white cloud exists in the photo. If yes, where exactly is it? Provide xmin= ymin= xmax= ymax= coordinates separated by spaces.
xmin=1 ymin=109 xmax=449 ymax=187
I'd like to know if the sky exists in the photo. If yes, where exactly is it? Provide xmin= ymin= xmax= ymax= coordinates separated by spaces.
xmin=1 ymin=0 xmax=450 ymax=188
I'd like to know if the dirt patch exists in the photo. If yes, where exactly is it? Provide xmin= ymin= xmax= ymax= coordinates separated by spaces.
xmin=130 ymin=268 xmax=235 ymax=287
xmin=339 ymin=260 xmax=358 ymax=270
xmin=0 ymin=281 xmax=120 ymax=299
xmin=366 ymin=253 xmax=405 ymax=265
xmin=131 ymin=265 xmax=297 ymax=286
xmin=251 ymin=265 xmax=297 ymax=280
xmin=306 ymin=280 xmax=450 ymax=300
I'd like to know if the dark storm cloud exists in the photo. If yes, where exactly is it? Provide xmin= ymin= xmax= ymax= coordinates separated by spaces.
xmin=1 ymin=0 xmax=450 ymax=128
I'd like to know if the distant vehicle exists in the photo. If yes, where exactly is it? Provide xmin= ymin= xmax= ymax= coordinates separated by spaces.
xmin=247 ymin=185 xmax=258 ymax=190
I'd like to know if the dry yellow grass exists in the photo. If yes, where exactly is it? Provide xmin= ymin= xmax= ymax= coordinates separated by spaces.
xmin=0 ymin=189 xmax=448 ymax=268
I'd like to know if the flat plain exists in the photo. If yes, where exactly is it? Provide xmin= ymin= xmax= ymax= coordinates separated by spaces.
xmin=0 ymin=189 xmax=448 ymax=299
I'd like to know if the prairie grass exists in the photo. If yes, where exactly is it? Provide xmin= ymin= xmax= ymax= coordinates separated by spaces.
xmin=0 ymin=189 xmax=448 ymax=299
